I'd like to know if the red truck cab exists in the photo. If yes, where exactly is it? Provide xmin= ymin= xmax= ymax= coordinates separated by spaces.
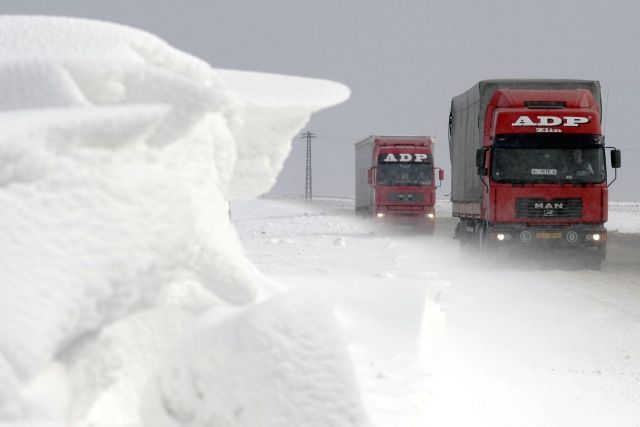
xmin=449 ymin=80 xmax=621 ymax=268
xmin=355 ymin=136 xmax=444 ymax=231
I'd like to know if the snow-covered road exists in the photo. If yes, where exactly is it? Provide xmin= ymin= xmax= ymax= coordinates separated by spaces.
xmin=233 ymin=197 xmax=640 ymax=427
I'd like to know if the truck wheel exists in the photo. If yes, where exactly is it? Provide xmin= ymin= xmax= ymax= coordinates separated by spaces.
xmin=424 ymin=225 xmax=435 ymax=236
xmin=457 ymin=222 xmax=472 ymax=255
xmin=476 ymin=222 xmax=488 ymax=251
xmin=585 ymin=257 xmax=603 ymax=271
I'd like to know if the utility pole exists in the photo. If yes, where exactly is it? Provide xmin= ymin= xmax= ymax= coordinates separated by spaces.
xmin=300 ymin=131 xmax=316 ymax=201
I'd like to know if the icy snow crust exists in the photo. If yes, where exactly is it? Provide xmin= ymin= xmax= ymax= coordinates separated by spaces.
xmin=143 ymin=292 xmax=368 ymax=427
xmin=0 ymin=16 xmax=361 ymax=426
xmin=235 ymin=197 xmax=640 ymax=427
xmin=233 ymin=198 xmax=447 ymax=426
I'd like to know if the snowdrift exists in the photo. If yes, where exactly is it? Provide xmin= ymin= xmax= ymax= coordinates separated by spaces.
xmin=0 ymin=16 xmax=366 ymax=426
xmin=143 ymin=292 xmax=368 ymax=427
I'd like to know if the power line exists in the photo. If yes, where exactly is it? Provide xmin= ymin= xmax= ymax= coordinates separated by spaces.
xmin=300 ymin=131 xmax=317 ymax=201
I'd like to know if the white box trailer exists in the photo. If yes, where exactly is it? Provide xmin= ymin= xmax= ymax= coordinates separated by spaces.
xmin=355 ymin=136 xmax=376 ymax=211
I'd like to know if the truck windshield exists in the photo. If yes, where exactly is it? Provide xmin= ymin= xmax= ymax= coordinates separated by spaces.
xmin=378 ymin=163 xmax=433 ymax=186
xmin=491 ymin=134 xmax=605 ymax=184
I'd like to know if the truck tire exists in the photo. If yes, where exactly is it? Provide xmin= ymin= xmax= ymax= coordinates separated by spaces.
xmin=424 ymin=225 xmax=435 ymax=236
xmin=476 ymin=221 xmax=488 ymax=251
xmin=584 ymin=255 xmax=603 ymax=271
xmin=588 ymin=259 xmax=602 ymax=271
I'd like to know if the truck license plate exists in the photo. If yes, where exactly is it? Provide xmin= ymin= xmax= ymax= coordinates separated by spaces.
xmin=536 ymin=232 xmax=562 ymax=240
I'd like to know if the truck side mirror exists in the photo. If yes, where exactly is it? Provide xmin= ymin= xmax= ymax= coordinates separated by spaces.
xmin=438 ymin=169 xmax=445 ymax=181
xmin=367 ymin=167 xmax=376 ymax=185
xmin=611 ymin=149 xmax=621 ymax=169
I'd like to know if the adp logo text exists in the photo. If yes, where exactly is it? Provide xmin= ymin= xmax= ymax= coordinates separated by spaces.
xmin=512 ymin=116 xmax=590 ymax=127
xmin=381 ymin=153 xmax=430 ymax=162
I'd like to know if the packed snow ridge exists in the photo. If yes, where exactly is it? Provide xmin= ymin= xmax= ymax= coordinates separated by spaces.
xmin=0 ymin=15 xmax=380 ymax=426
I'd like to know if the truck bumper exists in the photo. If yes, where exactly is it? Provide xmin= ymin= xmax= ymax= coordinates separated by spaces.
xmin=484 ymin=223 xmax=607 ymax=259
xmin=375 ymin=207 xmax=436 ymax=227
xmin=374 ymin=206 xmax=436 ymax=234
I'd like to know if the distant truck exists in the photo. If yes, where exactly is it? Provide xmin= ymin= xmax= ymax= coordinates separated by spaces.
xmin=355 ymin=136 xmax=444 ymax=230
xmin=448 ymin=79 xmax=621 ymax=268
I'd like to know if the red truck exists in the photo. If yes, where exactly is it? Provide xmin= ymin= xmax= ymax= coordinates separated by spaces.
xmin=355 ymin=136 xmax=444 ymax=231
xmin=449 ymin=79 xmax=621 ymax=268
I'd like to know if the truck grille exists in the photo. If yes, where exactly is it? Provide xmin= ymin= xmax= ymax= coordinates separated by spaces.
xmin=515 ymin=198 xmax=582 ymax=218
xmin=387 ymin=192 xmax=424 ymax=203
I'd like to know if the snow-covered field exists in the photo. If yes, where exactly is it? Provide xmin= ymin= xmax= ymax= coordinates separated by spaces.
xmin=233 ymin=197 xmax=446 ymax=426
xmin=607 ymin=202 xmax=640 ymax=234
xmin=234 ymin=196 xmax=640 ymax=427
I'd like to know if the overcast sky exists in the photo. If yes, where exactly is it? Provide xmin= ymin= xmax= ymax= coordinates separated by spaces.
xmin=3 ymin=0 xmax=640 ymax=200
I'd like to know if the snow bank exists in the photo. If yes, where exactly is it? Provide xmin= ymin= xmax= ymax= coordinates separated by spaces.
xmin=608 ymin=202 xmax=640 ymax=234
xmin=143 ymin=292 xmax=367 ymax=427
xmin=0 ymin=15 xmax=352 ymax=425
xmin=232 ymin=198 xmax=449 ymax=426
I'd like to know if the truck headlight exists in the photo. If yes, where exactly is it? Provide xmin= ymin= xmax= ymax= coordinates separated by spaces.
xmin=426 ymin=213 xmax=435 ymax=219
xmin=585 ymin=232 xmax=605 ymax=242
xmin=497 ymin=233 xmax=512 ymax=241
xmin=376 ymin=212 xmax=385 ymax=218
xmin=490 ymin=232 xmax=511 ymax=241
